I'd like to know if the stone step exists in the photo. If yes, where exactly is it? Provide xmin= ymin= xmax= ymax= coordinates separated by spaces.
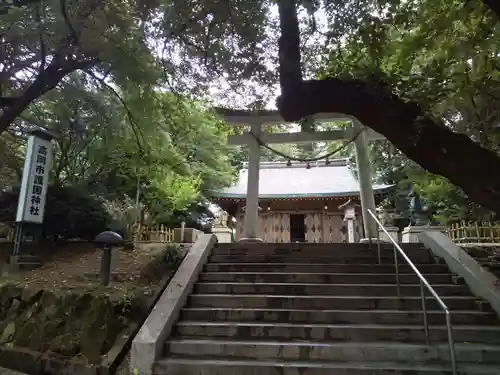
xmin=173 ymin=321 xmax=500 ymax=344
xmin=187 ymin=294 xmax=480 ymax=311
xmin=199 ymin=272 xmax=454 ymax=284
xmin=180 ymin=308 xmax=499 ymax=325
xmin=215 ymin=243 xmax=427 ymax=251
xmin=193 ymin=282 xmax=471 ymax=296
xmin=204 ymin=263 xmax=450 ymax=274
xmin=483 ymin=263 xmax=500 ymax=270
xmin=165 ymin=339 xmax=500 ymax=363
xmin=208 ymin=254 xmax=432 ymax=264
xmin=17 ymin=261 xmax=42 ymax=270
xmin=10 ymin=254 xmax=42 ymax=270
xmin=154 ymin=357 xmax=500 ymax=375
xmin=210 ymin=247 xmax=430 ymax=257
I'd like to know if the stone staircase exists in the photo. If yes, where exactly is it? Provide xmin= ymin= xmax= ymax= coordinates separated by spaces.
xmin=464 ymin=246 xmax=500 ymax=280
xmin=154 ymin=243 xmax=500 ymax=375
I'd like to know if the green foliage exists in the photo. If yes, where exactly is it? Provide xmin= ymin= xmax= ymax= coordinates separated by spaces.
xmin=140 ymin=243 xmax=185 ymax=283
xmin=0 ymin=134 xmax=24 ymax=190
xmin=159 ymin=243 xmax=184 ymax=269
xmin=0 ymin=185 xmax=110 ymax=240
xmin=1 ymin=82 xmax=238 ymax=229
xmin=0 ymin=2 xmax=244 ymax=234
xmin=0 ymin=0 xmax=163 ymax=131
xmin=321 ymin=0 xmax=500 ymax=140
xmin=116 ymin=294 xmax=133 ymax=315
xmin=101 ymin=197 xmax=140 ymax=240
xmin=366 ymin=138 xmax=496 ymax=224
xmin=406 ymin=167 xmax=494 ymax=224
xmin=315 ymin=0 xmax=500 ymax=223
xmin=169 ymin=203 xmax=215 ymax=232
xmin=5 ymin=0 xmax=498 ymax=226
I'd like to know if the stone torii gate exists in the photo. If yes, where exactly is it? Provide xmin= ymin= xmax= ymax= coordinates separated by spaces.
xmin=215 ymin=109 xmax=385 ymax=242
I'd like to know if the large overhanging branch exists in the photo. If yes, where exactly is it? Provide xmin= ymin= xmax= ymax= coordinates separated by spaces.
xmin=276 ymin=0 xmax=500 ymax=214
xmin=0 ymin=0 xmax=104 ymax=133
xmin=0 ymin=57 xmax=96 ymax=134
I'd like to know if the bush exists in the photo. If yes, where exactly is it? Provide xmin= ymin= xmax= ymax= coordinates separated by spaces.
xmin=159 ymin=243 xmax=184 ymax=269
xmin=140 ymin=243 xmax=185 ymax=283
xmin=0 ymin=185 xmax=111 ymax=241
xmin=101 ymin=196 xmax=140 ymax=240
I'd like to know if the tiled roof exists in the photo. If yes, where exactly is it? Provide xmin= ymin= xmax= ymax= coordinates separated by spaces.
xmin=211 ymin=159 xmax=393 ymax=199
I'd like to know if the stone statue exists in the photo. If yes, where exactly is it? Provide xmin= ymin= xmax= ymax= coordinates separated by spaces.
xmin=214 ymin=212 xmax=229 ymax=228
xmin=378 ymin=208 xmax=393 ymax=226
xmin=408 ymin=187 xmax=427 ymax=225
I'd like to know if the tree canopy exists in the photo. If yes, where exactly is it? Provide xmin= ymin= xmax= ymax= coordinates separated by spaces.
xmin=0 ymin=70 xmax=238 ymax=234
xmin=318 ymin=0 xmax=500 ymax=223
xmin=2 ymin=0 xmax=500 ymax=222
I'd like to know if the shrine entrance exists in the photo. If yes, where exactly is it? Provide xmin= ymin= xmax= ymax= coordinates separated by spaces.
xmin=211 ymin=108 xmax=391 ymax=243
xmin=290 ymin=214 xmax=306 ymax=243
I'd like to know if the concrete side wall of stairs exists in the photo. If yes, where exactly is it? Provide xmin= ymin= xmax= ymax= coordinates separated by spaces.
xmin=420 ymin=231 xmax=500 ymax=319
xmin=131 ymin=234 xmax=217 ymax=375
xmin=137 ymin=241 xmax=500 ymax=375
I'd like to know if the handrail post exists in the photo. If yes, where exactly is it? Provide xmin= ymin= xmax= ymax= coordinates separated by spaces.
xmin=377 ymin=224 xmax=381 ymax=264
xmin=420 ymin=280 xmax=430 ymax=344
xmin=445 ymin=310 xmax=457 ymax=375
xmin=393 ymin=243 xmax=400 ymax=297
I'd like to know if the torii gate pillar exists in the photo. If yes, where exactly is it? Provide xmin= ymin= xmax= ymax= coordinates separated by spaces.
xmin=353 ymin=119 xmax=378 ymax=239
xmin=240 ymin=122 xmax=263 ymax=242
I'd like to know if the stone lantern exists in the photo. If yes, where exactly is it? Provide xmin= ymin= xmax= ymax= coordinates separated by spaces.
xmin=94 ymin=231 xmax=124 ymax=286
xmin=338 ymin=199 xmax=360 ymax=243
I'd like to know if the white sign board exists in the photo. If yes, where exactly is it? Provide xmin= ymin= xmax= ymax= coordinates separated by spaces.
xmin=15 ymin=134 xmax=53 ymax=223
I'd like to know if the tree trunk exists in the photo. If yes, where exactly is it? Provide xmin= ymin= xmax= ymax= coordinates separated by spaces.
xmin=277 ymin=0 xmax=500 ymax=215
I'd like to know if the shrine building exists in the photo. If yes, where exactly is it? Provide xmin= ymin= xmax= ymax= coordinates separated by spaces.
xmin=211 ymin=159 xmax=393 ymax=243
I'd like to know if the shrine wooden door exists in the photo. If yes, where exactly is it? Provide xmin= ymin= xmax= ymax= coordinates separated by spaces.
xmin=259 ymin=213 xmax=290 ymax=242
xmin=304 ymin=212 xmax=323 ymax=243
xmin=322 ymin=214 xmax=343 ymax=242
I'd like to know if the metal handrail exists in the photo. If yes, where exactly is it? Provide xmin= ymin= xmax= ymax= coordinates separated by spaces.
xmin=367 ymin=209 xmax=457 ymax=375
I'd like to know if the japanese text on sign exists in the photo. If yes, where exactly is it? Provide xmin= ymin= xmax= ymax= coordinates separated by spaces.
xmin=15 ymin=134 xmax=53 ymax=223
xmin=28 ymin=145 xmax=48 ymax=218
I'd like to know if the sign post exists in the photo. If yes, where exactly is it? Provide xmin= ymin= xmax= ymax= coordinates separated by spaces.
xmin=12 ymin=129 xmax=54 ymax=264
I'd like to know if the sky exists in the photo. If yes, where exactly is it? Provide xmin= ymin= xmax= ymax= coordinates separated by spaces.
xmin=205 ymin=3 xmax=330 ymax=113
